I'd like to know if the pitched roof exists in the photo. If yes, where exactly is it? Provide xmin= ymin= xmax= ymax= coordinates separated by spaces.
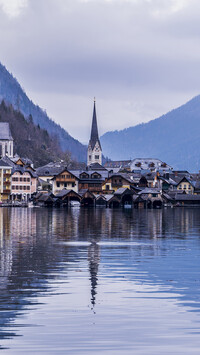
xmin=0 ymin=123 xmax=13 ymax=140
xmin=88 ymin=100 xmax=102 ymax=150
xmin=175 ymin=194 xmax=200 ymax=201
xmin=0 ymin=158 xmax=12 ymax=168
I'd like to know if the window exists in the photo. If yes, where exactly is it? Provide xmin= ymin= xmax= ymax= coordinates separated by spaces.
xmin=106 ymin=185 xmax=109 ymax=190
xmin=72 ymin=182 xmax=75 ymax=187
xmin=89 ymin=155 xmax=91 ymax=161
xmin=57 ymin=182 xmax=60 ymax=188
xmin=20 ymin=177 xmax=22 ymax=182
xmin=95 ymin=155 xmax=99 ymax=160
xmin=184 ymin=184 xmax=187 ymax=189
xmin=64 ymin=182 xmax=67 ymax=188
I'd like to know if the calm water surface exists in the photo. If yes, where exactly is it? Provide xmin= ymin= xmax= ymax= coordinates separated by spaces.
xmin=0 ymin=207 xmax=200 ymax=354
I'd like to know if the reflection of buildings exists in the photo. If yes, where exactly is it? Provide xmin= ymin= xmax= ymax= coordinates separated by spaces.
xmin=88 ymin=242 xmax=100 ymax=308
xmin=0 ymin=209 xmax=12 ymax=290
xmin=10 ymin=208 xmax=37 ymax=238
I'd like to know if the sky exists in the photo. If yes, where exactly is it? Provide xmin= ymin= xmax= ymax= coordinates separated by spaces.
xmin=0 ymin=0 xmax=200 ymax=143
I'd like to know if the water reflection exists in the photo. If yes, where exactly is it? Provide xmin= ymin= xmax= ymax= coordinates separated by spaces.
xmin=0 ymin=207 xmax=200 ymax=351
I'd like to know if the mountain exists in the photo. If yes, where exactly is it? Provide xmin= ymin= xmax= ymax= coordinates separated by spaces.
xmin=0 ymin=63 xmax=87 ymax=162
xmin=101 ymin=96 xmax=200 ymax=172
xmin=0 ymin=101 xmax=72 ymax=167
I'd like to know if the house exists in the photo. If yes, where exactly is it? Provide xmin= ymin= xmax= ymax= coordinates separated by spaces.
xmin=130 ymin=158 xmax=172 ymax=172
xmin=176 ymin=176 xmax=195 ymax=194
xmin=11 ymin=168 xmax=37 ymax=201
xmin=102 ymin=173 xmax=133 ymax=193
xmin=0 ymin=159 xmax=12 ymax=202
xmin=51 ymin=168 xmax=79 ymax=194
xmin=0 ymin=123 xmax=13 ymax=158
xmin=138 ymin=188 xmax=162 ymax=208
xmin=36 ymin=162 xmax=64 ymax=184
xmin=104 ymin=160 xmax=132 ymax=171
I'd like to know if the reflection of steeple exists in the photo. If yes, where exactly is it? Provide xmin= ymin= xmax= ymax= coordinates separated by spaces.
xmin=88 ymin=242 xmax=100 ymax=308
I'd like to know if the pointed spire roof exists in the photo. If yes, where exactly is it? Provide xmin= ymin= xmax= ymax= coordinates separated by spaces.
xmin=89 ymin=98 xmax=102 ymax=150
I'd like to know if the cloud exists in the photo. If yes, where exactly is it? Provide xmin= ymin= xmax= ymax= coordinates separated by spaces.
xmin=0 ymin=0 xmax=200 ymax=141
xmin=0 ymin=0 xmax=28 ymax=18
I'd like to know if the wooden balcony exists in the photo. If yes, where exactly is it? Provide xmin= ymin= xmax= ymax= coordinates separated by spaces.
xmin=3 ymin=189 xmax=11 ymax=194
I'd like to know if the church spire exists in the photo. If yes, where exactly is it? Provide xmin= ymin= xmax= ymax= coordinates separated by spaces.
xmin=89 ymin=98 xmax=101 ymax=150
xmin=87 ymin=98 xmax=102 ymax=166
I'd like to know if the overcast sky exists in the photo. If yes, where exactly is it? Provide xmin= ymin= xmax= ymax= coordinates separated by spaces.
xmin=0 ymin=0 xmax=199 ymax=142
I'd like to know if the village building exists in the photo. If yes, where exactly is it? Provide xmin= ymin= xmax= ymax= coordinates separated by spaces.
xmin=102 ymin=173 xmax=133 ymax=194
xmin=11 ymin=168 xmax=37 ymax=201
xmin=87 ymin=99 xmax=102 ymax=166
xmin=176 ymin=176 xmax=195 ymax=194
xmin=0 ymin=159 xmax=12 ymax=202
xmin=51 ymin=168 xmax=79 ymax=194
xmin=0 ymin=123 xmax=13 ymax=158
xmin=130 ymin=158 xmax=172 ymax=172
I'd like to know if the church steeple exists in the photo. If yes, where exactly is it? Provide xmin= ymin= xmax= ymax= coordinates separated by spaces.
xmin=89 ymin=98 xmax=101 ymax=151
xmin=87 ymin=99 xmax=102 ymax=166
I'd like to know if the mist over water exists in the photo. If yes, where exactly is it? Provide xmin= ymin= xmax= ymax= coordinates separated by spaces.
xmin=0 ymin=207 xmax=200 ymax=354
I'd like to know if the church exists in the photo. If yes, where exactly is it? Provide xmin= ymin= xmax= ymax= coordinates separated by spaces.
xmin=87 ymin=99 xmax=102 ymax=166
xmin=0 ymin=122 xmax=13 ymax=158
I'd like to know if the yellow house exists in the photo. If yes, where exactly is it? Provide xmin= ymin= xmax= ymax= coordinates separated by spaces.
xmin=0 ymin=159 xmax=12 ymax=202
xmin=176 ymin=177 xmax=194 ymax=194
xmin=102 ymin=174 xmax=132 ymax=194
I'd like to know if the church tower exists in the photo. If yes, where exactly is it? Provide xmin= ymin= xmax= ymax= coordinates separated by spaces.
xmin=87 ymin=99 xmax=102 ymax=166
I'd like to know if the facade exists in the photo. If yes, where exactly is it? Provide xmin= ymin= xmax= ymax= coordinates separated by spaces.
xmin=87 ymin=99 xmax=102 ymax=166
xmin=52 ymin=169 xmax=79 ymax=194
xmin=11 ymin=169 xmax=37 ymax=201
xmin=130 ymin=158 xmax=172 ymax=172
xmin=0 ymin=123 xmax=13 ymax=158
xmin=0 ymin=159 xmax=12 ymax=202
xmin=176 ymin=177 xmax=194 ymax=194
xmin=102 ymin=174 xmax=133 ymax=194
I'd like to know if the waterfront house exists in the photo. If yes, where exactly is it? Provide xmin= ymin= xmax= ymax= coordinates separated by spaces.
xmin=11 ymin=168 xmax=37 ymax=201
xmin=51 ymin=168 xmax=79 ymax=194
xmin=176 ymin=176 xmax=195 ymax=194
xmin=138 ymin=188 xmax=163 ymax=208
xmin=102 ymin=174 xmax=133 ymax=194
xmin=0 ymin=159 xmax=12 ymax=202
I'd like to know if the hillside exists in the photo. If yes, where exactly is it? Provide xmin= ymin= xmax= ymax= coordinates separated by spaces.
xmin=0 ymin=101 xmax=72 ymax=167
xmin=0 ymin=63 xmax=87 ymax=162
xmin=101 ymin=96 xmax=200 ymax=172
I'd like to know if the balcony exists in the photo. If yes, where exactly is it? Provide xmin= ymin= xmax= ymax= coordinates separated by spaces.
xmin=3 ymin=180 xmax=10 ymax=185
xmin=3 ymin=189 xmax=11 ymax=194
xmin=112 ymin=183 xmax=123 ymax=188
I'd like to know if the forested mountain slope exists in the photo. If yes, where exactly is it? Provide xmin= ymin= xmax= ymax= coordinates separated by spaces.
xmin=101 ymin=96 xmax=200 ymax=171
xmin=0 ymin=63 xmax=87 ymax=162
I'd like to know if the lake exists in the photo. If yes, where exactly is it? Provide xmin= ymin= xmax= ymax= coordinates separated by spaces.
xmin=0 ymin=207 xmax=200 ymax=354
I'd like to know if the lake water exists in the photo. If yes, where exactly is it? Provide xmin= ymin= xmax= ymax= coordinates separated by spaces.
xmin=0 ymin=207 xmax=200 ymax=354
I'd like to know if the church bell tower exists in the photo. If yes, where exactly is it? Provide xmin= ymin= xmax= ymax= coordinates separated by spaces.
xmin=87 ymin=98 xmax=102 ymax=166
